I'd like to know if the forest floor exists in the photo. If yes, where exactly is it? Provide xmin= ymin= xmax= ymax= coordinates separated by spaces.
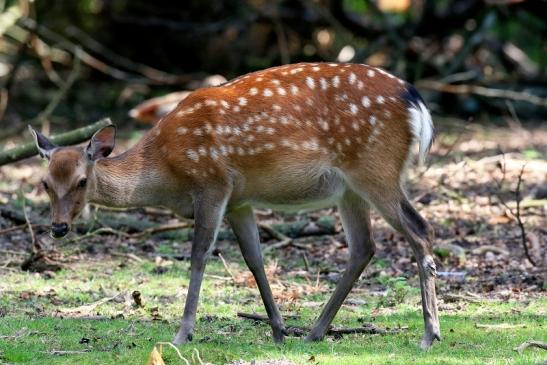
xmin=0 ymin=118 xmax=546 ymax=365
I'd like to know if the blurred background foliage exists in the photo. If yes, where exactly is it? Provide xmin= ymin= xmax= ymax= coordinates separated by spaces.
xmin=0 ymin=0 xmax=546 ymax=140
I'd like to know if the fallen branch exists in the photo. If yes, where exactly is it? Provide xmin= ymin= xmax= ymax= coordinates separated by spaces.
xmin=0 ymin=118 xmax=112 ymax=166
xmin=443 ymin=293 xmax=481 ymax=303
xmin=43 ymin=350 xmax=91 ymax=356
xmin=260 ymin=223 xmax=293 ymax=253
xmin=514 ymin=340 xmax=547 ymax=353
xmin=57 ymin=294 xmax=122 ymax=316
xmin=475 ymin=323 xmax=526 ymax=330
xmin=417 ymin=80 xmax=547 ymax=108
xmin=471 ymin=245 xmax=509 ymax=256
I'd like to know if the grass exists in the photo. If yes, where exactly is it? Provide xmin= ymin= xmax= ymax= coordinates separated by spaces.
xmin=0 ymin=255 xmax=545 ymax=365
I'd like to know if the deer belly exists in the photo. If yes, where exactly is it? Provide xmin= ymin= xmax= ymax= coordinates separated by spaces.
xmin=237 ymin=166 xmax=347 ymax=212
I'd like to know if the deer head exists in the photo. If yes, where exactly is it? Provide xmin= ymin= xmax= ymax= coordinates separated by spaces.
xmin=29 ymin=124 xmax=116 ymax=238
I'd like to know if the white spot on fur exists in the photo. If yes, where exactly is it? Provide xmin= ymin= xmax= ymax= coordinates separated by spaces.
xmin=332 ymin=76 xmax=340 ymax=88
xmin=205 ymin=99 xmax=218 ymax=106
xmin=319 ymin=119 xmax=329 ymax=131
xmin=312 ymin=66 xmax=320 ymax=72
xmin=186 ymin=149 xmax=199 ymax=162
xmin=264 ymin=88 xmax=273 ymax=97
xmin=233 ymin=106 xmax=241 ymax=112
xmin=320 ymin=78 xmax=328 ymax=90
xmin=249 ymin=87 xmax=259 ymax=96
xmin=273 ymin=104 xmax=282 ymax=112
xmin=198 ymin=146 xmax=207 ymax=156
xmin=176 ymin=127 xmax=188 ymax=135
xmin=349 ymin=103 xmax=358 ymax=115
xmin=210 ymin=147 xmax=219 ymax=160
xmin=290 ymin=67 xmax=303 ymax=74
xmin=238 ymin=97 xmax=248 ymax=106
xmin=376 ymin=96 xmax=385 ymax=104
xmin=367 ymin=69 xmax=375 ymax=77
xmin=369 ymin=115 xmax=377 ymax=125
xmin=220 ymin=100 xmax=230 ymax=108
xmin=306 ymin=76 xmax=315 ymax=89
xmin=352 ymin=122 xmax=359 ymax=130
xmin=277 ymin=87 xmax=286 ymax=96
xmin=290 ymin=84 xmax=299 ymax=95
xmin=193 ymin=128 xmax=203 ymax=136
xmin=357 ymin=80 xmax=364 ymax=90
xmin=348 ymin=72 xmax=357 ymax=85
xmin=361 ymin=96 xmax=371 ymax=108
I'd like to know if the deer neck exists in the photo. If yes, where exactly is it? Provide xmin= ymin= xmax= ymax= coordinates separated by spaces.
xmin=89 ymin=140 xmax=167 ymax=208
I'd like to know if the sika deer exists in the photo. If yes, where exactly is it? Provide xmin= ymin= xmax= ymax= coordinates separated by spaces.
xmin=31 ymin=62 xmax=439 ymax=349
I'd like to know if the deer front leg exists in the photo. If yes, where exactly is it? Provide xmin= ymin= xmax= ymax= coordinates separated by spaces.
xmin=173 ymin=191 xmax=228 ymax=345
xmin=226 ymin=205 xmax=286 ymax=343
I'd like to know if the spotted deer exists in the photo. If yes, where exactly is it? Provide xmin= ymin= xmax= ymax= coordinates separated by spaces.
xmin=31 ymin=62 xmax=440 ymax=349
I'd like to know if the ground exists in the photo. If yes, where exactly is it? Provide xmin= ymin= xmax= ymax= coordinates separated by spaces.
xmin=0 ymin=119 xmax=545 ymax=364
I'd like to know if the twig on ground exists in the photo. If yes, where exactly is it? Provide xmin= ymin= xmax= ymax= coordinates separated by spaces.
xmin=43 ymin=350 xmax=91 ymax=356
xmin=21 ymin=195 xmax=39 ymax=253
xmin=514 ymin=340 xmax=547 ymax=353
xmin=218 ymin=253 xmax=237 ymax=282
xmin=58 ymin=294 xmax=122 ymax=316
xmin=110 ymin=251 xmax=143 ymax=263
xmin=471 ymin=245 xmax=509 ymax=256
xmin=494 ymin=157 xmax=537 ymax=266
xmin=129 ymin=222 xmax=189 ymax=238
xmin=475 ymin=323 xmax=526 ymax=330
xmin=0 ymin=249 xmax=27 ymax=256
xmin=0 ymin=224 xmax=28 ymax=235
xmin=443 ymin=293 xmax=481 ymax=303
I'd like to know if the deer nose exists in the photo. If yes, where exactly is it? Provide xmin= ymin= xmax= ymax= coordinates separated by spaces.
xmin=51 ymin=223 xmax=69 ymax=238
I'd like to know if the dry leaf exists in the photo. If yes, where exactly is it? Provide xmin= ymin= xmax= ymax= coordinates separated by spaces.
xmin=147 ymin=346 xmax=165 ymax=365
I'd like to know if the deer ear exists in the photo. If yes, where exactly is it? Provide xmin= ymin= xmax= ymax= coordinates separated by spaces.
xmin=86 ymin=124 xmax=116 ymax=161
xmin=28 ymin=126 xmax=57 ymax=160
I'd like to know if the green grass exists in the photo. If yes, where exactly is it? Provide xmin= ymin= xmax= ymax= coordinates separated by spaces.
xmin=0 ymin=257 xmax=545 ymax=365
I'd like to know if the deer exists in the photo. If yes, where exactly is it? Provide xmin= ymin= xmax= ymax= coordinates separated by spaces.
xmin=30 ymin=62 xmax=440 ymax=349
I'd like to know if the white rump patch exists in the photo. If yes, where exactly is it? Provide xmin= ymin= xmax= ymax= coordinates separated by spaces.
xmin=408 ymin=100 xmax=434 ymax=164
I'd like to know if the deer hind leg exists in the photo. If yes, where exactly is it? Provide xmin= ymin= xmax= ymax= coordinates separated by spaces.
xmin=355 ymin=180 xmax=440 ymax=349
xmin=226 ymin=204 xmax=286 ymax=343
xmin=306 ymin=188 xmax=375 ymax=342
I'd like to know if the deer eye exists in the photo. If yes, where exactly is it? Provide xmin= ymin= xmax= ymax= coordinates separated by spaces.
xmin=78 ymin=178 xmax=87 ymax=188
xmin=42 ymin=180 xmax=49 ymax=190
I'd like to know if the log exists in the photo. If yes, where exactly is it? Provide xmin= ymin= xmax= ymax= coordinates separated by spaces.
xmin=0 ymin=118 xmax=112 ymax=166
